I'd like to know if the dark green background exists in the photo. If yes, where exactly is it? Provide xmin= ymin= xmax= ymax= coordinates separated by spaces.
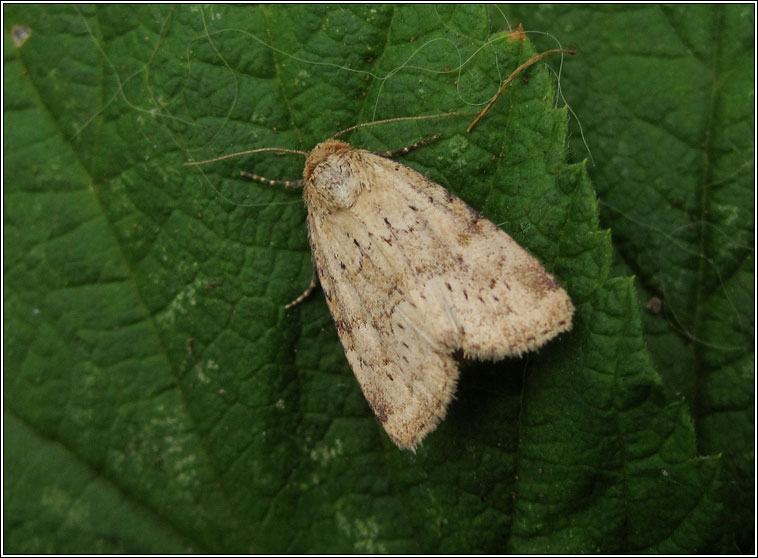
xmin=3 ymin=4 xmax=753 ymax=553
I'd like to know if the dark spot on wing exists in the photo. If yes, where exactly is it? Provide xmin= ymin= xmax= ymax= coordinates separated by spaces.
xmin=368 ymin=398 xmax=388 ymax=423
xmin=334 ymin=319 xmax=353 ymax=334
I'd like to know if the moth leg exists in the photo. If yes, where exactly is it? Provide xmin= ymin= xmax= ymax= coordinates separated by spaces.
xmin=285 ymin=265 xmax=319 ymax=309
xmin=373 ymin=135 xmax=440 ymax=159
xmin=240 ymin=171 xmax=304 ymax=189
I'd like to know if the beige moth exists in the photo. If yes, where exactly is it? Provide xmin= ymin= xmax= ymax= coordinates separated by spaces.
xmin=298 ymin=137 xmax=573 ymax=451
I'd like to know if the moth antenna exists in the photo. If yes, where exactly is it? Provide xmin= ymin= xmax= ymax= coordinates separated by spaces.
xmin=184 ymin=147 xmax=308 ymax=166
xmin=240 ymin=171 xmax=304 ymax=189
xmin=373 ymin=136 xmax=440 ymax=159
xmin=467 ymin=47 xmax=576 ymax=133
xmin=331 ymin=111 xmax=469 ymax=140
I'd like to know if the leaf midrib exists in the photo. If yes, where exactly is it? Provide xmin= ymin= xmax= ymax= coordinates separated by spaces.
xmin=691 ymin=6 xmax=723 ymax=445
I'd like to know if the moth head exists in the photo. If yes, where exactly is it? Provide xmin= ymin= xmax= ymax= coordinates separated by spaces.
xmin=303 ymin=139 xmax=366 ymax=210
xmin=303 ymin=139 xmax=351 ymax=181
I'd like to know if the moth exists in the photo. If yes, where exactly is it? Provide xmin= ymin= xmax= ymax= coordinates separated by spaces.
xmin=294 ymin=138 xmax=573 ymax=450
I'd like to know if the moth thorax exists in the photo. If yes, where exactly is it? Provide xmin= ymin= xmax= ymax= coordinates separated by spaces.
xmin=303 ymin=139 xmax=365 ymax=210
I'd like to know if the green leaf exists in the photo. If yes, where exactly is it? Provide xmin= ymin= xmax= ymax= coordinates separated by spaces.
xmin=3 ymin=4 xmax=741 ymax=553
xmin=505 ymin=4 xmax=754 ymax=551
